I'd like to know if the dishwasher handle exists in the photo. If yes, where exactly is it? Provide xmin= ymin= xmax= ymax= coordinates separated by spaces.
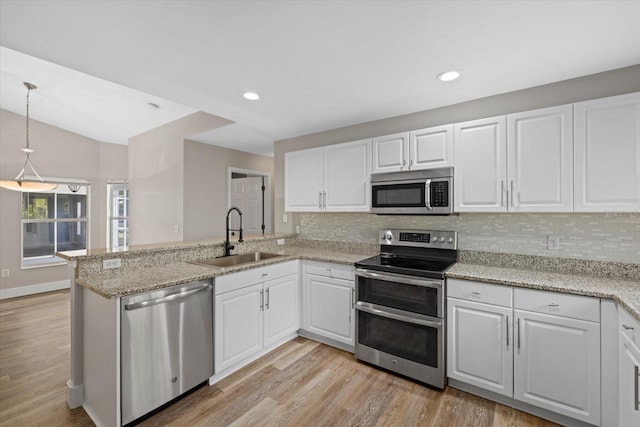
xmin=124 ymin=283 xmax=211 ymax=311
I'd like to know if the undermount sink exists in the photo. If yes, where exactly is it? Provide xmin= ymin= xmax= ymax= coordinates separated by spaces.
xmin=190 ymin=252 xmax=284 ymax=269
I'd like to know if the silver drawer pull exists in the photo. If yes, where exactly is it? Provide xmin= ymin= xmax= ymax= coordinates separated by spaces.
xmin=548 ymin=303 xmax=560 ymax=308
xmin=635 ymin=365 xmax=639 ymax=411
xmin=623 ymin=324 xmax=635 ymax=331
xmin=472 ymin=291 xmax=481 ymax=297
xmin=506 ymin=315 xmax=509 ymax=348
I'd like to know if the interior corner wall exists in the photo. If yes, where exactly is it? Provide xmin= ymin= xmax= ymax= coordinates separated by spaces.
xmin=273 ymin=64 xmax=640 ymax=234
xmin=183 ymin=140 xmax=275 ymax=242
xmin=128 ymin=112 xmax=232 ymax=246
xmin=0 ymin=109 xmax=128 ymax=295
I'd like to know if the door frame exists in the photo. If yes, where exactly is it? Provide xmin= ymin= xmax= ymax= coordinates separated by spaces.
xmin=227 ymin=167 xmax=272 ymax=234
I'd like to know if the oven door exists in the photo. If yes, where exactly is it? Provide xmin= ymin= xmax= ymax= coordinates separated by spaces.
xmin=356 ymin=269 xmax=443 ymax=318
xmin=355 ymin=302 xmax=445 ymax=388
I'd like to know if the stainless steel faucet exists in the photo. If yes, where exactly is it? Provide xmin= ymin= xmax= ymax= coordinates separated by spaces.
xmin=224 ymin=207 xmax=243 ymax=257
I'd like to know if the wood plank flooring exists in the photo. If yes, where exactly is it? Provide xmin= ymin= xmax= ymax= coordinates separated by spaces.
xmin=0 ymin=290 xmax=558 ymax=427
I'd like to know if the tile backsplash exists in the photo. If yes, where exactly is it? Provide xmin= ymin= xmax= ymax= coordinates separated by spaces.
xmin=298 ymin=212 xmax=640 ymax=264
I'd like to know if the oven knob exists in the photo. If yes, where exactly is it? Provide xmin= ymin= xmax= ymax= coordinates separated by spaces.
xmin=432 ymin=235 xmax=438 ymax=242
xmin=385 ymin=232 xmax=393 ymax=241
xmin=439 ymin=237 xmax=445 ymax=243
xmin=448 ymin=237 xmax=454 ymax=244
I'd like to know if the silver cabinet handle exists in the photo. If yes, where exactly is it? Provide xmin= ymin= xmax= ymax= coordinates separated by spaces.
xmin=635 ymin=365 xmax=639 ymax=411
xmin=623 ymin=324 xmax=635 ymax=330
xmin=260 ymin=289 xmax=264 ymax=311
xmin=265 ymin=288 xmax=270 ymax=310
xmin=425 ymin=179 xmax=432 ymax=210
xmin=506 ymin=315 xmax=509 ymax=347
xmin=501 ymin=181 xmax=505 ymax=207
xmin=323 ymin=191 xmax=327 ymax=209
xmin=408 ymin=159 xmax=413 ymax=170
xmin=352 ymin=287 xmax=355 ymax=309
xmin=548 ymin=303 xmax=560 ymax=308
xmin=402 ymin=158 xmax=406 ymax=169
xmin=124 ymin=283 xmax=210 ymax=311
xmin=472 ymin=291 xmax=481 ymax=298
xmin=318 ymin=191 xmax=322 ymax=209
xmin=510 ymin=180 xmax=515 ymax=207
xmin=517 ymin=318 xmax=521 ymax=351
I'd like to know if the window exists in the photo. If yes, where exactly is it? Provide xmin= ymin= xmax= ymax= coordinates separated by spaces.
xmin=108 ymin=183 xmax=129 ymax=249
xmin=22 ymin=184 xmax=89 ymax=267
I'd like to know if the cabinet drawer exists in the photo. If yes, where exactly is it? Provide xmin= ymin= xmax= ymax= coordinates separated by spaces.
xmin=514 ymin=288 xmax=599 ymax=322
xmin=215 ymin=260 xmax=299 ymax=295
xmin=447 ymin=278 xmax=512 ymax=307
xmin=620 ymin=306 xmax=640 ymax=350
xmin=306 ymin=261 xmax=354 ymax=281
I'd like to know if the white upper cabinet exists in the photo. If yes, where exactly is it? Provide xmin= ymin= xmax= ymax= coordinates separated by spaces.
xmin=454 ymin=116 xmax=507 ymax=212
xmin=507 ymin=105 xmax=574 ymax=212
xmin=409 ymin=124 xmax=454 ymax=170
xmin=372 ymin=126 xmax=453 ymax=174
xmin=455 ymin=106 xmax=573 ymax=213
xmin=574 ymin=92 xmax=640 ymax=212
xmin=371 ymin=132 xmax=409 ymax=173
xmin=285 ymin=139 xmax=371 ymax=212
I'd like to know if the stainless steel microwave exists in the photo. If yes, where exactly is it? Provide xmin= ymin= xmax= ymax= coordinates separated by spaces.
xmin=370 ymin=167 xmax=454 ymax=215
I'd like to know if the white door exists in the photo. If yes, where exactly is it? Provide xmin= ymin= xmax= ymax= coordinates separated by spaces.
xmin=214 ymin=283 xmax=263 ymax=372
xmin=507 ymin=105 xmax=573 ymax=212
xmin=231 ymin=177 xmax=263 ymax=234
xmin=371 ymin=132 xmax=409 ymax=173
xmin=619 ymin=333 xmax=640 ymax=426
xmin=447 ymin=298 xmax=513 ymax=397
xmin=284 ymin=148 xmax=324 ymax=212
xmin=305 ymin=274 xmax=354 ymax=345
xmin=454 ymin=116 xmax=507 ymax=212
xmin=574 ymin=92 xmax=640 ymax=211
xmin=514 ymin=310 xmax=601 ymax=425
xmin=409 ymin=124 xmax=454 ymax=170
xmin=263 ymin=274 xmax=299 ymax=347
xmin=324 ymin=139 xmax=371 ymax=212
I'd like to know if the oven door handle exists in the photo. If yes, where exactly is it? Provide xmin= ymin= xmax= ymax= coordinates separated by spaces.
xmin=356 ymin=269 xmax=442 ymax=289
xmin=356 ymin=302 xmax=442 ymax=329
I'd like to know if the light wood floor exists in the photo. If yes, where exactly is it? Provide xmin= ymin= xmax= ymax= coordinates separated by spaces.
xmin=0 ymin=290 xmax=558 ymax=427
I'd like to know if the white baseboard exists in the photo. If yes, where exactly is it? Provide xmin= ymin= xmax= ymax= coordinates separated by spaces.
xmin=0 ymin=279 xmax=70 ymax=299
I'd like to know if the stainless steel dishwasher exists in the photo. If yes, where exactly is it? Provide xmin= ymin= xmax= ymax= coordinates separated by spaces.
xmin=121 ymin=280 xmax=213 ymax=425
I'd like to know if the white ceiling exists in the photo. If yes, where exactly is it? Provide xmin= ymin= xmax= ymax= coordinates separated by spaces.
xmin=1 ymin=1 xmax=639 ymax=157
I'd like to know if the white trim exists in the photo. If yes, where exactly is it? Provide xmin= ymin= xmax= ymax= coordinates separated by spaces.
xmin=0 ymin=279 xmax=70 ymax=299
xmin=66 ymin=379 xmax=84 ymax=409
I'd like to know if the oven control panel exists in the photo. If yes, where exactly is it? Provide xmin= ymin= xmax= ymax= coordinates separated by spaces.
xmin=379 ymin=229 xmax=457 ymax=249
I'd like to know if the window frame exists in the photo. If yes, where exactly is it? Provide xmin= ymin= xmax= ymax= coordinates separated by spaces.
xmin=20 ymin=182 xmax=91 ymax=269
xmin=107 ymin=182 xmax=129 ymax=250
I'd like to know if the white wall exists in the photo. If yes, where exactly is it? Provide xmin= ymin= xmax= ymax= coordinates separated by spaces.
xmin=0 ymin=109 xmax=127 ymax=296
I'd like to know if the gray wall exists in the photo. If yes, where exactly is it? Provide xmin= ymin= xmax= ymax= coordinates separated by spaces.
xmin=183 ymin=139 xmax=274 ymax=241
xmin=0 ymin=109 xmax=128 ymax=293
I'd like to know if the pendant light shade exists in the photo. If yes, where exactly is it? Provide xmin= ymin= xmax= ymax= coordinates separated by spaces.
xmin=0 ymin=82 xmax=58 ymax=192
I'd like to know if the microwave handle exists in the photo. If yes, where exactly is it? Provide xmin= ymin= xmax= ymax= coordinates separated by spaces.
xmin=425 ymin=179 xmax=432 ymax=210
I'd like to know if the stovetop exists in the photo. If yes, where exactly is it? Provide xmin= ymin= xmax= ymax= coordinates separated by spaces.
xmin=355 ymin=255 xmax=456 ymax=280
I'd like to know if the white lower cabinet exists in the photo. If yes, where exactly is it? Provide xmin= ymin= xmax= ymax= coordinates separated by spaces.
xmin=214 ymin=261 xmax=299 ymax=374
xmin=619 ymin=306 xmax=640 ymax=426
xmin=302 ymin=261 xmax=355 ymax=348
xmin=447 ymin=279 xmax=601 ymax=426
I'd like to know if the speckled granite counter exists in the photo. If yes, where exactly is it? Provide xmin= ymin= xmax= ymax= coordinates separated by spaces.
xmin=75 ymin=245 xmax=377 ymax=299
xmin=447 ymin=262 xmax=640 ymax=321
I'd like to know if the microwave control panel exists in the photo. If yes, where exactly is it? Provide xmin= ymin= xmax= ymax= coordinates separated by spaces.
xmin=431 ymin=181 xmax=449 ymax=207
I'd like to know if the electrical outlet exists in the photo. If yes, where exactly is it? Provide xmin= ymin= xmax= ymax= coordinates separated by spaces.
xmin=295 ymin=225 xmax=300 ymax=234
xmin=336 ymin=226 xmax=342 ymax=237
xmin=103 ymin=258 xmax=122 ymax=269
xmin=547 ymin=236 xmax=561 ymax=251
xmin=277 ymin=239 xmax=285 ymax=245
xmin=1 ymin=269 xmax=9 ymax=278
xmin=282 ymin=213 xmax=288 ymax=223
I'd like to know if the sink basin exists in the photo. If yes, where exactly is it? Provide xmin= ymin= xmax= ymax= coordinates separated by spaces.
xmin=190 ymin=252 xmax=284 ymax=269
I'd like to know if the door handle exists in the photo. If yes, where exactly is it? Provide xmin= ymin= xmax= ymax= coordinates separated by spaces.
xmin=510 ymin=180 xmax=515 ymax=208
xmin=635 ymin=365 xmax=639 ymax=411
xmin=124 ymin=283 xmax=210 ymax=311
xmin=318 ymin=191 xmax=322 ymax=209
xmin=323 ymin=191 xmax=327 ymax=209
xmin=351 ymin=288 xmax=355 ymax=309
xmin=425 ymin=179 xmax=432 ymax=210
xmin=501 ymin=181 xmax=505 ymax=207
xmin=517 ymin=318 xmax=521 ymax=351
xmin=260 ymin=289 xmax=264 ymax=311
xmin=265 ymin=288 xmax=270 ymax=310
xmin=506 ymin=315 xmax=509 ymax=347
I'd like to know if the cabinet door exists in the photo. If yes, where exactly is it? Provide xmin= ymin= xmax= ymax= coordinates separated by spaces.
xmin=305 ymin=274 xmax=354 ymax=346
xmin=454 ymin=116 xmax=507 ymax=212
xmin=409 ymin=124 xmax=453 ymax=170
xmin=514 ymin=310 xmax=600 ymax=424
xmin=264 ymin=274 xmax=299 ymax=347
xmin=371 ymin=132 xmax=409 ymax=173
xmin=507 ymin=105 xmax=573 ymax=212
xmin=574 ymin=92 xmax=640 ymax=212
xmin=619 ymin=333 xmax=640 ymax=426
xmin=447 ymin=298 xmax=513 ymax=397
xmin=214 ymin=283 xmax=263 ymax=372
xmin=324 ymin=139 xmax=371 ymax=212
xmin=284 ymin=148 xmax=324 ymax=212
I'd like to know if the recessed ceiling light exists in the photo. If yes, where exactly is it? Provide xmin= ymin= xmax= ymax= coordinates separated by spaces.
xmin=243 ymin=92 xmax=260 ymax=101
xmin=436 ymin=70 xmax=460 ymax=82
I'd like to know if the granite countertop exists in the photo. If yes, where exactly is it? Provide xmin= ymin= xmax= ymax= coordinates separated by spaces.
xmin=447 ymin=262 xmax=640 ymax=321
xmin=76 ymin=245 xmax=376 ymax=299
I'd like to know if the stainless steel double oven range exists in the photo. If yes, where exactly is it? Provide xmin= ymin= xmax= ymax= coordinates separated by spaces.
xmin=354 ymin=229 xmax=458 ymax=389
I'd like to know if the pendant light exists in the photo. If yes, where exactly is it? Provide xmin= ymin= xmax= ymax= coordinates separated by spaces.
xmin=0 ymin=82 xmax=57 ymax=192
